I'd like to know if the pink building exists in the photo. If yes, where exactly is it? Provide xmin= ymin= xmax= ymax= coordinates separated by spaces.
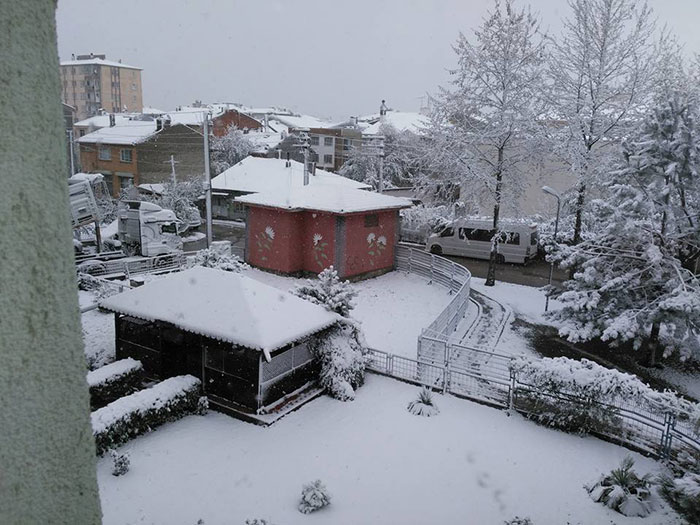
xmin=237 ymin=185 xmax=412 ymax=279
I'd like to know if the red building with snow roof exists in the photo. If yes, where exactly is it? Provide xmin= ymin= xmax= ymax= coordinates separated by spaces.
xmin=237 ymin=185 xmax=413 ymax=279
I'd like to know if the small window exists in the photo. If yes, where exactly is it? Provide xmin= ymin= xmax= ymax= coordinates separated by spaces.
xmin=120 ymin=149 xmax=133 ymax=162
xmin=439 ymin=227 xmax=454 ymax=238
xmin=458 ymin=228 xmax=467 ymax=240
xmin=323 ymin=154 xmax=333 ymax=164
xmin=79 ymin=129 xmax=86 ymax=137
xmin=505 ymin=232 xmax=521 ymax=245
xmin=364 ymin=214 xmax=379 ymax=227
xmin=530 ymin=231 xmax=538 ymax=245
xmin=98 ymin=146 xmax=111 ymax=161
xmin=310 ymin=136 xmax=319 ymax=146
xmin=324 ymin=137 xmax=333 ymax=146
xmin=160 ymin=223 xmax=177 ymax=234
xmin=343 ymin=139 xmax=351 ymax=151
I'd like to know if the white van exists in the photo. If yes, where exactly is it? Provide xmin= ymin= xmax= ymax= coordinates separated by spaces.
xmin=426 ymin=218 xmax=538 ymax=264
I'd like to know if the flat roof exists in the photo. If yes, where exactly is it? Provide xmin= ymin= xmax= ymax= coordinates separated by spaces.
xmin=60 ymin=58 xmax=142 ymax=70
xmin=99 ymin=267 xmax=339 ymax=356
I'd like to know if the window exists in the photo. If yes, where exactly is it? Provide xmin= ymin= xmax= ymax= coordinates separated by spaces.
xmin=324 ymin=136 xmax=333 ymax=146
xmin=469 ymin=229 xmax=496 ymax=242
xmin=323 ymin=154 xmax=333 ymax=164
xmin=160 ymin=223 xmax=177 ymax=234
xmin=343 ymin=138 xmax=351 ymax=151
xmin=505 ymin=232 xmax=521 ymax=245
xmin=98 ymin=146 xmax=111 ymax=161
xmin=79 ymin=129 xmax=85 ymax=137
xmin=530 ymin=231 xmax=538 ymax=245
xmin=439 ymin=227 xmax=454 ymax=238
xmin=458 ymin=227 xmax=468 ymax=240
xmin=310 ymin=136 xmax=319 ymax=146
xmin=364 ymin=214 xmax=379 ymax=227
xmin=120 ymin=149 xmax=133 ymax=162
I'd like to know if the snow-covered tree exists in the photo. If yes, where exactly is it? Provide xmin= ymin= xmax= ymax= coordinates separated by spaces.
xmin=211 ymin=126 xmax=254 ymax=175
xmin=142 ymin=179 xmax=204 ymax=232
xmin=186 ymin=247 xmax=248 ymax=273
xmin=418 ymin=0 xmax=545 ymax=285
xmin=548 ymin=96 xmax=700 ymax=364
xmin=292 ymin=266 xmax=357 ymax=317
xmin=546 ymin=0 xmax=655 ymax=244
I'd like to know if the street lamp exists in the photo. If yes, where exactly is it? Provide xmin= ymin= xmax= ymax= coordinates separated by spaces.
xmin=542 ymin=186 xmax=561 ymax=312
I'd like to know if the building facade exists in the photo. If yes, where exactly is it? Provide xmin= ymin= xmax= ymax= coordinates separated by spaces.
xmin=59 ymin=54 xmax=143 ymax=121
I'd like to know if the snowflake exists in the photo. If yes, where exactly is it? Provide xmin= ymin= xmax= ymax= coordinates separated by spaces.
xmin=265 ymin=226 xmax=275 ymax=240
xmin=377 ymin=235 xmax=387 ymax=246
xmin=367 ymin=233 xmax=376 ymax=243
xmin=313 ymin=233 xmax=323 ymax=246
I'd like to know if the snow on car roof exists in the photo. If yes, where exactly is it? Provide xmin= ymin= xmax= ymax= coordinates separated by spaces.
xmin=212 ymin=156 xmax=371 ymax=193
xmin=236 ymin=183 xmax=413 ymax=214
xmin=99 ymin=267 xmax=339 ymax=355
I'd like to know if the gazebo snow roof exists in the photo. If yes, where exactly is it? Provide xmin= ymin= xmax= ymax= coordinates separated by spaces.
xmin=99 ymin=267 xmax=338 ymax=359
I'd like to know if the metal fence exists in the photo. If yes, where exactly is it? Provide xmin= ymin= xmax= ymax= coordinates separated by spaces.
xmin=76 ymin=252 xmax=186 ymax=279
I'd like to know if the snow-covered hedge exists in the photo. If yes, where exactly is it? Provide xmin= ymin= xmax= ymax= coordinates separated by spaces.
xmin=92 ymin=375 xmax=202 ymax=455
xmin=87 ymin=358 xmax=143 ymax=409
xmin=186 ymin=247 xmax=249 ymax=273
xmin=511 ymin=356 xmax=700 ymax=435
xmin=659 ymin=470 xmax=700 ymax=523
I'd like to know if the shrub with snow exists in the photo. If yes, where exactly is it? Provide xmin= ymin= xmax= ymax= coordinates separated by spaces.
xmin=407 ymin=387 xmax=440 ymax=417
xmin=298 ymin=479 xmax=331 ymax=514
xmin=245 ymin=519 xmax=274 ymax=525
xmin=310 ymin=321 xmax=369 ymax=401
xmin=659 ymin=470 xmax=700 ymax=524
xmin=186 ymin=247 xmax=248 ymax=273
xmin=504 ymin=518 xmax=532 ymax=525
xmin=585 ymin=457 xmax=653 ymax=517
xmin=196 ymin=396 xmax=209 ymax=415
xmin=92 ymin=375 xmax=202 ymax=455
xmin=87 ymin=358 xmax=143 ymax=409
xmin=109 ymin=449 xmax=130 ymax=476
xmin=293 ymin=266 xmax=357 ymax=317
xmin=77 ymin=272 xmax=125 ymax=300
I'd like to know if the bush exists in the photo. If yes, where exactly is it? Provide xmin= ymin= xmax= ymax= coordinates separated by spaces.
xmin=407 ymin=387 xmax=440 ymax=417
xmin=293 ymin=266 xmax=357 ymax=317
xmin=659 ymin=471 xmax=700 ymax=524
xmin=310 ymin=321 xmax=369 ymax=401
xmin=87 ymin=358 xmax=143 ymax=409
xmin=109 ymin=449 xmax=130 ymax=476
xmin=92 ymin=375 xmax=202 ymax=455
xmin=298 ymin=480 xmax=331 ymax=514
xmin=585 ymin=457 xmax=653 ymax=517
xmin=504 ymin=518 xmax=532 ymax=525
xmin=186 ymin=247 xmax=248 ymax=273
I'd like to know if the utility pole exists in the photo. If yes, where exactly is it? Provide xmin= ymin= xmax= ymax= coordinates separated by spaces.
xmin=300 ymin=129 xmax=310 ymax=185
xmin=170 ymin=155 xmax=177 ymax=184
xmin=67 ymin=129 xmax=75 ymax=176
xmin=377 ymin=135 xmax=385 ymax=194
xmin=203 ymin=112 xmax=213 ymax=247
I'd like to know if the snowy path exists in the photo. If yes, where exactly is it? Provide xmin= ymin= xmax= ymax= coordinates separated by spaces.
xmin=97 ymin=375 xmax=678 ymax=525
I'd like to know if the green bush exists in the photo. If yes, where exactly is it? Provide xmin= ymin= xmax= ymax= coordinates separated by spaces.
xmin=87 ymin=358 xmax=143 ymax=409
xmin=585 ymin=457 xmax=653 ymax=517
xmin=92 ymin=375 xmax=202 ymax=455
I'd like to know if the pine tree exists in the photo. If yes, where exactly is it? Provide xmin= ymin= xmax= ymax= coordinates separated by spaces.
xmin=548 ymin=95 xmax=700 ymax=364
xmin=292 ymin=266 xmax=357 ymax=317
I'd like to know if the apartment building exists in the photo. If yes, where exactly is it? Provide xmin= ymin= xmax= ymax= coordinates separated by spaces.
xmin=59 ymin=53 xmax=143 ymax=121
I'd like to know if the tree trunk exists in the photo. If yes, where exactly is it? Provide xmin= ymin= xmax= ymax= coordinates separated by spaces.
xmin=644 ymin=321 xmax=662 ymax=367
xmin=572 ymin=181 xmax=586 ymax=245
xmin=485 ymin=149 xmax=504 ymax=287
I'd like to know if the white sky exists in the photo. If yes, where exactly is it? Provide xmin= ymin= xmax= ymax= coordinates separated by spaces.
xmin=56 ymin=0 xmax=700 ymax=120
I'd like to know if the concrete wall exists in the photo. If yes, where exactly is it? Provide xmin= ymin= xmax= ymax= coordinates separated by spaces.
xmin=246 ymin=207 xmax=305 ymax=273
xmin=0 ymin=2 xmax=102 ymax=522
xmin=343 ymin=210 xmax=397 ymax=278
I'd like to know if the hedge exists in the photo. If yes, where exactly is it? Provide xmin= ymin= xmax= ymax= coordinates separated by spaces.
xmin=87 ymin=358 xmax=143 ymax=409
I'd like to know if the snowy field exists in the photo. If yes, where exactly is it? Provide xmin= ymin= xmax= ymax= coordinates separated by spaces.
xmin=79 ymin=291 xmax=115 ymax=370
xmin=97 ymin=374 xmax=679 ymax=525
xmin=244 ymin=268 xmax=454 ymax=358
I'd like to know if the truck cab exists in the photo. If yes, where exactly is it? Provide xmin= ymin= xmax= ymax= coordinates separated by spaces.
xmin=118 ymin=201 xmax=182 ymax=257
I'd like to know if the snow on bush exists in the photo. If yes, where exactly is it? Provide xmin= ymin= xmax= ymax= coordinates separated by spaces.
xmin=92 ymin=375 xmax=202 ymax=455
xmin=87 ymin=358 xmax=143 ymax=409
xmin=510 ymin=356 xmax=700 ymax=435
xmin=186 ymin=247 xmax=249 ymax=273
xmin=659 ymin=470 xmax=700 ymax=524
xmin=109 ymin=449 xmax=130 ymax=477
xmin=77 ymin=272 xmax=126 ymax=300
xmin=504 ymin=518 xmax=532 ymax=525
xmin=407 ymin=387 xmax=440 ymax=417
xmin=293 ymin=266 xmax=357 ymax=317
xmin=298 ymin=479 xmax=331 ymax=514
xmin=310 ymin=321 xmax=369 ymax=401
xmin=585 ymin=457 xmax=653 ymax=517
xmin=400 ymin=205 xmax=454 ymax=242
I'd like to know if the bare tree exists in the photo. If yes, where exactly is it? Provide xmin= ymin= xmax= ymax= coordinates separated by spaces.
xmin=423 ymin=0 xmax=545 ymax=286
xmin=547 ymin=0 xmax=655 ymax=244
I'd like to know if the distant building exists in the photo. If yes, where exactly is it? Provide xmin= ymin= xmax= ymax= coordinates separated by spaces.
xmin=59 ymin=53 xmax=143 ymax=120
xmin=62 ymin=103 xmax=77 ymax=176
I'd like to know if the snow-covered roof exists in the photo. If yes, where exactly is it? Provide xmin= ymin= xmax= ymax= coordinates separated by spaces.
xmin=69 ymin=172 xmax=105 ymax=184
xmin=142 ymin=106 xmax=166 ymax=115
xmin=212 ymin=157 xmax=371 ymax=194
xmin=271 ymin=114 xmax=332 ymax=130
xmin=77 ymin=119 xmax=158 ymax=146
xmin=361 ymin=112 xmax=429 ymax=135
xmin=74 ymin=113 xmax=137 ymax=128
xmin=99 ymin=267 xmax=339 ymax=354
xmin=237 ymin=184 xmax=413 ymax=214
xmin=60 ymin=58 xmax=141 ymax=70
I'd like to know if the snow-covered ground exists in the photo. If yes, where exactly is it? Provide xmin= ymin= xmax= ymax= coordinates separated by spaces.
xmin=97 ymin=374 xmax=679 ymax=525
xmin=244 ymin=268 xmax=454 ymax=359
xmin=79 ymin=291 xmax=115 ymax=370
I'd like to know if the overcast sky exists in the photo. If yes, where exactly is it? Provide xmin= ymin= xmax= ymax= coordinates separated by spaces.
xmin=56 ymin=0 xmax=700 ymax=120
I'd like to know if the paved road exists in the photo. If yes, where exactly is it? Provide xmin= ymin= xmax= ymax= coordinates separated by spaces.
xmin=212 ymin=221 xmax=246 ymax=249
xmin=444 ymin=254 xmax=567 ymax=288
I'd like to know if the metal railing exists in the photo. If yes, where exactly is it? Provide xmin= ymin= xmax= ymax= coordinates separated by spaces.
xmin=76 ymin=252 xmax=186 ymax=279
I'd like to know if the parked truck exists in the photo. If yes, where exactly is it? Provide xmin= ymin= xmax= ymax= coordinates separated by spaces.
xmin=117 ymin=200 xmax=182 ymax=256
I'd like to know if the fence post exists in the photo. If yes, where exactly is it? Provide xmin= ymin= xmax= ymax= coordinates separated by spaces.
xmin=408 ymin=248 xmax=412 ymax=274
xmin=387 ymin=354 xmax=393 ymax=376
xmin=443 ymin=364 xmax=449 ymax=394
xmin=660 ymin=412 xmax=676 ymax=459
xmin=450 ymin=264 xmax=455 ymax=295
xmin=508 ymin=369 xmax=517 ymax=410
xmin=430 ymin=254 xmax=435 ymax=283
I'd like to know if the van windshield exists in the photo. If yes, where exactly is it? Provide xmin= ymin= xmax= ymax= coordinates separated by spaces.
xmin=439 ymin=227 xmax=454 ymax=238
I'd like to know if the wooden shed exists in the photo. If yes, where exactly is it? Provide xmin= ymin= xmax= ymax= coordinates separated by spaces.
xmin=237 ymin=185 xmax=412 ymax=279
xmin=99 ymin=267 xmax=339 ymax=415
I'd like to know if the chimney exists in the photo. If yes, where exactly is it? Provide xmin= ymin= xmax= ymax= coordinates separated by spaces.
xmin=71 ymin=53 xmax=75 ymax=60
xmin=286 ymin=152 xmax=291 ymax=168
xmin=163 ymin=117 xmax=171 ymax=129
xmin=156 ymin=118 xmax=162 ymax=131
xmin=109 ymin=114 xmax=115 ymax=127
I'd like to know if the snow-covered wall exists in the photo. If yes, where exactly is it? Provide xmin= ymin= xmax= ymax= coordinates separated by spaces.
xmin=0 ymin=2 xmax=102 ymax=522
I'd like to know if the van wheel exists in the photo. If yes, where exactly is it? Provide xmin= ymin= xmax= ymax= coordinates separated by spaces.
xmin=430 ymin=245 xmax=443 ymax=255
xmin=496 ymin=254 xmax=505 ymax=264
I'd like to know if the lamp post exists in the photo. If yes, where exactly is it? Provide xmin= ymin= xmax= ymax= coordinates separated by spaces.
xmin=542 ymin=185 xmax=561 ymax=312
